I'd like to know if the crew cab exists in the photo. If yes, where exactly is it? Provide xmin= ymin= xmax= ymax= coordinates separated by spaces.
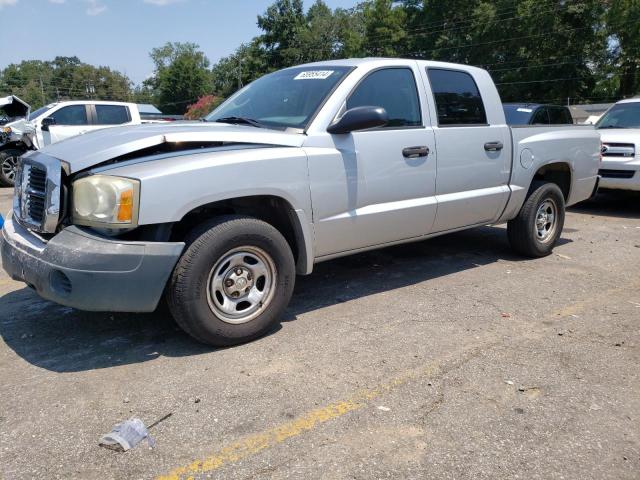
xmin=1 ymin=59 xmax=600 ymax=346
xmin=0 ymin=100 xmax=142 ymax=187
xmin=596 ymin=98 xmax=640 ymax=191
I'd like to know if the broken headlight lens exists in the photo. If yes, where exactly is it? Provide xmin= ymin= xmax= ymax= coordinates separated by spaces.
xmin=72 ymin=175 xmax=140 ymax=228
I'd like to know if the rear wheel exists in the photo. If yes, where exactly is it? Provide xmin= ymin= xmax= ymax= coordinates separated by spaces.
xmin=508 ymin=181 xmax=565 ymax=257
xmin=0 ymin=149 xmax=22 ymax=187
xmin=167 ymin=216 xmax=295 ymax=346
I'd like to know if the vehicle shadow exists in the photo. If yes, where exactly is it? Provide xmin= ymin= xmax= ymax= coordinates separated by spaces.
xmin=570 ymin=190 xmax=640 ymax=220
xmin=0 ymin=225 xmax=569 ymax=373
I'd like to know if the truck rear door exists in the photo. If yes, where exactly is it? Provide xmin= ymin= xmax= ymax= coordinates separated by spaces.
xmin=422 ymin=67 xmax=511 ymax=232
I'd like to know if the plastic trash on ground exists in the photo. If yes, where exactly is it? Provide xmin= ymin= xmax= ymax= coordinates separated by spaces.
xmin=99 ymin=418 xmax=155 ymax=452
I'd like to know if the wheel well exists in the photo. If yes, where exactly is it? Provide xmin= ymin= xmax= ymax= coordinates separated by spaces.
xmin=532 ymin=162 xmax=571 ymax=201
xmin=170 ymin=195 xmax=307 ymax=273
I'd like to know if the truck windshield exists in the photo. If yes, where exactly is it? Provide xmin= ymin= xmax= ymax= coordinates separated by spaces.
xmin=28 ymin=105 xmax=54 ymax=121
xmin=206 ymin=66 xmax=352 ymax=130
xmin=596 ymin=102 xmax=640 ymax=129
xmin=503 ymin=105 xmax=534 ymax=125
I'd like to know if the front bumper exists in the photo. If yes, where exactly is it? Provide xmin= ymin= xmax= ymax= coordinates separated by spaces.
xmin=1 ymin=214 xmax=184 ymax=312
xmin=599 ymin=157 xmax=640 ymax=192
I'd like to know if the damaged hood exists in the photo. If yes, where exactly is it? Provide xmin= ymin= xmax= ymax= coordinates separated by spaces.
xmin=0 ymin=95 xmax=30 ymax=121
xmin=39 ymin=122 xmax=306 ymax=173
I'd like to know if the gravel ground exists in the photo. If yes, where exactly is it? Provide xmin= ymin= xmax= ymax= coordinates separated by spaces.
xmin=0 ymin=186 xmax=639 ymax=480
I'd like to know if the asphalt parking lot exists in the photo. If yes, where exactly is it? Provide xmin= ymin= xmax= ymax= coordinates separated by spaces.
xmin=1 ymin=186 xmax=639 ymax=480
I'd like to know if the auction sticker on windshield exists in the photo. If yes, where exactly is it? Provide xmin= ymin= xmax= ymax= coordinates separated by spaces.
xmin=294 ymin=70 xmax=335 ymax=80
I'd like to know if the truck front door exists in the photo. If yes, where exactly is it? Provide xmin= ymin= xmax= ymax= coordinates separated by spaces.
xmin=311 ymin=66 xmax=438 ymax=257
xmin=424 ymin=68 xmax=511 ymax=232
xmin=41 ymin=104 xmax=91 ymax=146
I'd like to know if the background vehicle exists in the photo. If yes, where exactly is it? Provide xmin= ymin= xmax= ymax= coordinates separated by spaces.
xmin=0 ymin=100 xmax=142 ymax=187
xmin=1 ymin=59 xmax=600 ymax=347
xmin=596 ymin=98 xmax=640 ymax=191
xmin=503 ymin=103 xmax=574 ymax=125
xmin=0 ymin=96 xmax=32 ymax=187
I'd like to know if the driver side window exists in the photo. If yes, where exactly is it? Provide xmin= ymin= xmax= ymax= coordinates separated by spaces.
xmin=50 ymin=105 xmax=89 ymax=126
xmin=346 ymin=68 xmax=422 ymax=128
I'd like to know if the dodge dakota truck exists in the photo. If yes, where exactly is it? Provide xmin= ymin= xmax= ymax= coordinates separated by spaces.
xmin=0 ymin=100 xmax=143 ymax=187
xmin=1 ymin=59 xmax=600 ymax=346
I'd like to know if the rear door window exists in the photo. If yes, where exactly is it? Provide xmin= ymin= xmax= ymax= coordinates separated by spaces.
xmin=95 ymin=105 xmax=130 ymax=125
xmin=347 ymin=68 xmax=422 ymax=128
xmin=427 ymin=69 xmax=487 ymax=125
xmin=531 ymin=108 xmax=550 ymax=125
xmin=548 ymin=107 xmax=572 ymax=124
xmin=50 ymin=105 xmax=89 ymax=126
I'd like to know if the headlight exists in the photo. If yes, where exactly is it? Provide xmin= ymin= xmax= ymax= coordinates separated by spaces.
xmin=72 ymin=175 xmax=140 ymax=228
xmin=1 ymin=127 xmax=11 ymax=134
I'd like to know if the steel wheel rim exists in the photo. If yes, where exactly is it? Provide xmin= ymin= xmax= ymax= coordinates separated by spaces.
xmin=206 ymin=246 xmax=277 ymax=324
xmin=535 ymin=198 xmax=558 ymax=243
xmin=1 ymin=155 xmax=17 ymax=182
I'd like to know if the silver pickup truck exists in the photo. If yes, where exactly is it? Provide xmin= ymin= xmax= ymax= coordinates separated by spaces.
xmin=1 ymin=58 xmax=600 ymax=346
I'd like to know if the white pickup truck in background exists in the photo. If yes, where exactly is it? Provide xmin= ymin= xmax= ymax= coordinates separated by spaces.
xmin=596 ymin=98 xmax=640 ymax=191
xmin=0 ymin=100 xmax=142 ymax=186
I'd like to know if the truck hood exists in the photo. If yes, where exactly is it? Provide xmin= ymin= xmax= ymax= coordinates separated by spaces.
xmin=597 ymin=128 xmax=640 ymax=147
xmin=0 ymin=95 xmax=30 ymax=122
xmin=39 ymin=122 xmax=306 ymax=173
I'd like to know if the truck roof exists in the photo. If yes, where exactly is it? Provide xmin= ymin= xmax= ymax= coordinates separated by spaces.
xmin=290 ymin=57 xmax=488 ymax=74
xmin=616 ymin=97 xmax=640 ymax=105
xmin=42 ymin=100 xmax=137 ymax=108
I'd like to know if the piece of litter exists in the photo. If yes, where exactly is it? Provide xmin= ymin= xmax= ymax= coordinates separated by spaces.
xmin=377 ymin=406 xmax=391 ymax=412
xmin=556 ymin=253 xmax=571 ymax=260
xmin=504 ymin=380 xmax=514 ymax=385
xmin=99 ymin=413 xmax=172 ymax=452
xmin=99 ymin=418 xmax=154 ymax=452
xmin=501 ymin=312 xmax=511 ymax=318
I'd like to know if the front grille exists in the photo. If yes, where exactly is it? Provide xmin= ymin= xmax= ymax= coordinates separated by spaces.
xmin=601 ymin=142 xmax=635 ymax=158
xmin=26 ymin=166 xmax=47 ymax=224
xmin=13 ymin=153 xmax=62 ymax=233
xmin=599 ymin=169 xmax=636 ymax=179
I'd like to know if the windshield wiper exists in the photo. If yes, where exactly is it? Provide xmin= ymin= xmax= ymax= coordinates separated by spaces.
xmin=214 ymin=116 xmax=266 ymax=128
xmin=597 ymin=125 xmax=629 ymax=129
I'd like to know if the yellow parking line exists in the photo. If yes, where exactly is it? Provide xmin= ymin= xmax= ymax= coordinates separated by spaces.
xmin=157 ymin=363 xmax=443 ymax=480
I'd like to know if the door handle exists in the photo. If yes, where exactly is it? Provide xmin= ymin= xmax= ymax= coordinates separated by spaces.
xmin=402 ymin=146 xmax=430 ymax=158
xmin=484 ymin=141 xmax=504 ymax=152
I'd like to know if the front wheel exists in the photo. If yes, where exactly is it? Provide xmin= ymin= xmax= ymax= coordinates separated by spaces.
xmin=507 ymin=181 xmax=566 ymax=257
xmin=0 ymin=149 xmax=23 ymax=187
xmin=167 ymin=216 xmax=296 ymax=346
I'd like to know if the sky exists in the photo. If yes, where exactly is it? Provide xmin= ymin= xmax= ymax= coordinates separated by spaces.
xmin=0 ymin=0 xmax=358 ymax=84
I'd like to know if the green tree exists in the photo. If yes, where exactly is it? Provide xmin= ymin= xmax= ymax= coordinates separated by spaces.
xmin=0 ymin=56 xmax=132 ymax=109
xmin=147 ymin=42 xmax=211 ymax=114
xmin=606 ymin=0 xmax=640 ymax=98
xmin=257 ymin=0 xmax=306 ymax=68
xmin=362 ymin=0 xmax=408 ymax=57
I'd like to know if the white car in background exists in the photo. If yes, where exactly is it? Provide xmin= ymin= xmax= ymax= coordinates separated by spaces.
xmin=597 ymin=98 xmax=640 ymax=191
xmin=0 ymin=100 xmax=142 ymax=187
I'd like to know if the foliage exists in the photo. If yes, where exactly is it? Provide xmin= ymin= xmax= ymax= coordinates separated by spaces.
xmin=0 ymin=56 xmax=131 ymax=109
xmin=145 ymin=42 xmax=211 ymax=114
xmin=184 ymin=95 xmax=224 ymax=120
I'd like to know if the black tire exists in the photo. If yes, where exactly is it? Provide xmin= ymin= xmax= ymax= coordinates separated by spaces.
xmin=0 ymin=148 xmax=22 ymax=187
xmin=507 ymin=181 xmax=566 ymax=257
xmin=167 ymin=215 xmax=296 ymax=346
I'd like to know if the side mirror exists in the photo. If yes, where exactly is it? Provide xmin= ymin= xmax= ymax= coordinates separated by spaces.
xmin=41 ymin=117 xmax=56 ymax=131
xmin=327 ymin=106 xmax=388 ymax=134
